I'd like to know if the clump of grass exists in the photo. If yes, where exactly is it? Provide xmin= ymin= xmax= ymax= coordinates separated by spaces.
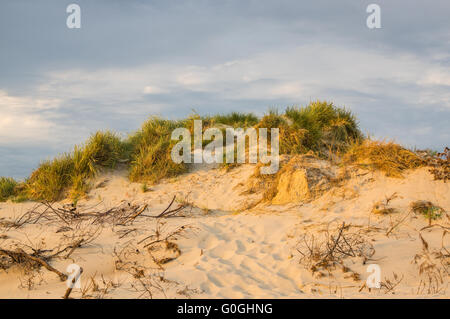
xmin=344 ymin=140 xmax=424 ymax=177
xmin=257 ymin=110 xmax=309 ymax=155
xmin=27 ymin=131 xmax=129 ymax=201
xmin=371 ymin=193 xmax=400 ymax=216
xmin=255 ymin=101 xmax=362 ymax=156
xmin=0 ymin=177 xmax=18 ymax=202
xmin=128 ymin=117 xmax=188 ymax=184
xmin=411 ymin=200 xmax=445 ymax=225
xmin=26 ymin=154 xmax=74 ymax=201
xmin=81 ymin=131 xmax=128 ymax=170
xmin=70 ymin=131 xmax=127 ymax=200
xmin=284 ymin=101 xmax=362 ymax=152
xmin=210 ymin=112 xmax=259 ymax=128
xmin=141 ymin=183 xmax=149 ymax=193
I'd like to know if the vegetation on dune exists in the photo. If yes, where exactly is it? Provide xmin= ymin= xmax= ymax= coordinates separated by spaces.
xmin=410 ymin=200 xmax=445 ymax=226
xmin=27 ymin=154 xmax=74 ymax=201
xmin=0 ymin=177 xmax=18 ymax=202
xmin=344 ymin=140 xmax=424 ymax=177
xmin=210 ymin=112 xmax=259 ymax=128
xmin=256 ymin=101 xmax=362 ymax=156
xmin=26 ymin=131 xmax=129 ymax=202
xmin=6 ymin=100 xmax=437 ymax=203
xmin=128 ymin=117 xmax=188 ymax=183
xmin=285 ymin=101 xmax=362 ymax=151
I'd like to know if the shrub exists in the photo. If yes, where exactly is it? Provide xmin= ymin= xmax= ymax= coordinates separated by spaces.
xmin=0 ymin=177 xmax=18 ymax=202
xmin=344 ymin=140 xmax=424 ymax=177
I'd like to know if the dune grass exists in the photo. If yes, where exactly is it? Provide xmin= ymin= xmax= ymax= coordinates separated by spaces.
xmin=210 ymin=112 xmax=259 ymax=128
xmin=128 ymin=117 xmax=188 ymax=183
xmin=0 ymin=177 xmax=18 ymax=202
xmin=256 ymin=101 xmax=362 ymax=156
xmin=26 ymin=131 xmax=129 ymax=201
xmin=344 ymin=140 xmax=424 ymax=177
xmin=284 ymin=101 xmax=362 ymax=152
xmin=9 ymin=101 xmax=429 ymax=202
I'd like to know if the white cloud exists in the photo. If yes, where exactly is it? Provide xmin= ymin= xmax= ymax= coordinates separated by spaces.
xmin=0 ymin=90 xmax=61 ymax=144
xmin=143 ymin=85 xmax=167 ymax=94
xmin=2 ymin=42 xmax=450 ymax=150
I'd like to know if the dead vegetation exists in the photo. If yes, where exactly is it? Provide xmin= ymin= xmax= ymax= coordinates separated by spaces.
xmin=413 ymin=232 xmax=449 ymax=295
xmin=417 ymin=147 xmax=449 ymax=182
xmin=0 ymin=195 xmax=194 ymax=298
xmin=344 ymin=140 xmax=424 ymax=178
xmin=380 ymin=272 xmax=404 ymax=294
xmin=296 ymin=222 xmax=375 ymax=280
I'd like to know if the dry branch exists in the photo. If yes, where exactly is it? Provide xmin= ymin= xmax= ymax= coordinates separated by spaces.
xmin=0 ymin=248 xmax=67 ymax=281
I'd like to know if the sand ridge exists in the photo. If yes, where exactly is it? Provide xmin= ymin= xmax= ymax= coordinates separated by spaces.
xmin=0 ymin=163 xmax=448 ymax=298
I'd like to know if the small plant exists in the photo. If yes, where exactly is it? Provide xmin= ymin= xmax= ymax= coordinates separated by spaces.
xmin=411 ymin=200 xmax=445 ymax=225
xmin=141 ymin=183 xmax=149 ymax=193
xmin=413 ymin=234 xmax=448 ymax=295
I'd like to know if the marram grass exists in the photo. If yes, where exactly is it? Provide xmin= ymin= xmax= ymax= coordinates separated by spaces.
xmin=5 ymin=100 xmax=427 ymax=202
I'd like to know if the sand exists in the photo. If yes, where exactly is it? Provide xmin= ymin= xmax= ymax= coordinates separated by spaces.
xmin=0 ymin=162 xmax=448 ymax=298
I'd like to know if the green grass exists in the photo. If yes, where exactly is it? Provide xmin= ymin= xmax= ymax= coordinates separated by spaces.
xmin=9 ymin=101 xmax=423 ymax=203
xmin=26 ymin=153 xmax=74 ymax=201
xmin=26 ymin=131 xmax=129 ymax=201
xmin=410 ymin=200 xmax=445 ymax=225
xmin=128 ymin=117 xmax=188 ymax=183
xmin=0 ymin=177 xmax=18 ymax=202
xmin=210 ymin=112 xmax=259 ymax=128
xmin=253 ymin=101 xmax=362 ymax=156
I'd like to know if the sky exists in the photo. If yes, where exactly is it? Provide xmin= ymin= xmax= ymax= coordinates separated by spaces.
xmin=0 ymin=0 xmax=449 ymax=179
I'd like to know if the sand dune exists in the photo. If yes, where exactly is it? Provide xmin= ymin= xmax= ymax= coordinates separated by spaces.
xmin=0 ymin=161 xmax=448 ymax=298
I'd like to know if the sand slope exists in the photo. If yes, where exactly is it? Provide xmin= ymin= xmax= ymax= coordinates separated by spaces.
xmin=0 ymin=163 xmax=448 ymax=298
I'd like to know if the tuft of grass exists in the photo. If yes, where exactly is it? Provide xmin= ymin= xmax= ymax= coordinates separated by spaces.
xmin=141 ymin=183 xmax=149 ymax=193
xmin=26 ymin=154 xmax=74 ymax=201
xmin=0 ymin=177 xmax=18 ymax=202
xmin=210 ymin=112 xmax=259 ymax=128
xmin=69 ymin=131 xmax=127 ymax=199
xmin=257 ymin=109 xmax=309 ymax=155
xmin=344 ymin=140 xmax=424 ymax=177
xmin=26 ymin=131 xmax=129 ymax=202
xmin=284 ymin=101 xmax=362 ymax=152
xmin=128 ymin=117 xmax=188 ymax=184
xmin=254 ymin=101 xmax=362 ymax=156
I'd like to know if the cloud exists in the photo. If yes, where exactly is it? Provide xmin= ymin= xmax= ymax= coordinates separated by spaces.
xmin=0 ymin=0 xmax=449 ymax=178
xmin=0 ymin=90 xmax=61 ymax=144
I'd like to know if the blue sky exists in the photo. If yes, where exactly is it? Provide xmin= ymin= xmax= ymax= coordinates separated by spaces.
xmin=1 ymin=0 xmax=449 ymax=179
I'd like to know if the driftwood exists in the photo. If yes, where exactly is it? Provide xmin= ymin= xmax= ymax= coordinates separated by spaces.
xmin=0 ymin=248 xmax=67 ymax=281
xmin=0 ymin=196 xmax=190 ymax=298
